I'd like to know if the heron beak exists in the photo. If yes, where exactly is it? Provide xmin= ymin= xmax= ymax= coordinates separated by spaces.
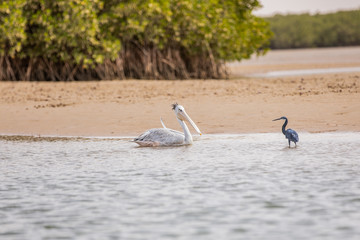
xmin=272 ymin=118 xmax=281 ymax=121
xmin=181 ymin=111 xmax=202 ymax=135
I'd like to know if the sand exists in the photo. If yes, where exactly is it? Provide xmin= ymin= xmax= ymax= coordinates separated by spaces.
xmin=1 ymin=47 xmax=360 ymax=137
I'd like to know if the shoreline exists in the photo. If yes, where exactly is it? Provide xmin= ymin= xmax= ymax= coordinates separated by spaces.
xmin=1 ymin=73 xmax=359 ymax=137
xmin=1 ymin=47 xmax=360 ymax=137
xmin=1 ymin=130 xmax=359 ymax=142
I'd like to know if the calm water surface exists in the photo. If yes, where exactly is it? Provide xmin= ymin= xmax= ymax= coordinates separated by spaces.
xmin=249 ymin=67 xmax=360 ymax=78
xmin=1 ymin=133 xmax=360 ymax=240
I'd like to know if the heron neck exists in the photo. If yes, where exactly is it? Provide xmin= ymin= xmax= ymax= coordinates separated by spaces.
xmin=177 ymin=118 xmax=192 ymax=144
xmin=282 ymin=118 xmax=288 ymax=135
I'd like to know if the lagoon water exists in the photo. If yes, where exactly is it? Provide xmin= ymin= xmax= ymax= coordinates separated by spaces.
xmin=1 ymin=132 xmax=360 ymax=240
xmin=249 ymin=67 xmax=360 ymax=78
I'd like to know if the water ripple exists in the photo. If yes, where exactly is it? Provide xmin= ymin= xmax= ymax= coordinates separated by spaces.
xmin=1 ymin=132 xmax=360 ymax=239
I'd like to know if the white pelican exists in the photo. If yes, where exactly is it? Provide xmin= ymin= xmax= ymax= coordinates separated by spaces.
xmin=133 ymin=103 xmax=202 ymax=147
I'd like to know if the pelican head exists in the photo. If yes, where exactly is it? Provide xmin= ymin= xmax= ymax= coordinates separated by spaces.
xmin=273 ymin=116 xmax=287 ymax=121
xmin=172 ymin=103 xmax=202 ymax=135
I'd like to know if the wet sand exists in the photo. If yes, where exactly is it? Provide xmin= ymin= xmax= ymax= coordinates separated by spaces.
xmin=1 ymin=47 xmax=360 ymax=136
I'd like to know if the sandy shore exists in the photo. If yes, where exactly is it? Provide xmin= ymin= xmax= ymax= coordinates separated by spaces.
xmin=1 ymin=47 xmax=360 ymax=137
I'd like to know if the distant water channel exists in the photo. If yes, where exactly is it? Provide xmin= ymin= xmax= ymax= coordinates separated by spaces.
xmin=249 ymin=67 xmax=360 ymax=78
xmin=1 ymin=132 xmax=360 ymax=240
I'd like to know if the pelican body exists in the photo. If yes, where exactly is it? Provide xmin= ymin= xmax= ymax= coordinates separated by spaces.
xmin=134 ymin=104 xmax=202 ymax=147
xmin=273 ymin=116 xmax=299 ymax=147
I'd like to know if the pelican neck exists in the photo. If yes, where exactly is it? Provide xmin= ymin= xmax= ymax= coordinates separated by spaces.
xmin=177 ymin=118 xmax=192 ymax=144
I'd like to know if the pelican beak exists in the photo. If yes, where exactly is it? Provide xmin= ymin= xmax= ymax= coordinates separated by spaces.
xmin=180 ymin=111 xmax=202 ymax=135
xmin=272 ymin=118 xmax=281 ymax=121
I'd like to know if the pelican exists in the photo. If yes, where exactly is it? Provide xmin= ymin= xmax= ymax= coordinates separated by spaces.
xmin=273 ymin=116 xmax=299 ymax=147
xmin=133 ymin=103 xmax=202 ymax=146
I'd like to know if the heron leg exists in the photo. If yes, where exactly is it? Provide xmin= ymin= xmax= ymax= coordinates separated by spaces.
xmin=288 ymin=139 xmax=291 ymax=148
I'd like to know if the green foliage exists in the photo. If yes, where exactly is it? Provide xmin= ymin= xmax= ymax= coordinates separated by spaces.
xmin=103 ymin=0 xmax=271 ymax=60
xmin=0 ymin=0 xmax=272 ymax=80
xmin=267 ymin=10 xmax=360 ymax=49
xmin=0 ymin=0 xmax=27 ymax=56
xmin=23 ymin=0 xmax=120 ymax=65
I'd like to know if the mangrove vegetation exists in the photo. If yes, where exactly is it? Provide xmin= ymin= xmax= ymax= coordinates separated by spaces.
xmin=267 ymin=10 xmax=360 ymax=49
xmin=0 ymin=0 xmax=271 ymax=81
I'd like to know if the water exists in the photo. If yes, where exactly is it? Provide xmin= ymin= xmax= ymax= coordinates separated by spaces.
xmin=1 ymin=132 xmax=360 ymax=240
xmin=249 ymin=67 xmax=360 ymax=78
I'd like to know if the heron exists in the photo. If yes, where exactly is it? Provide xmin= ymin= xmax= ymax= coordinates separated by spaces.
xmin=133 ymin=103 xmax=202 ymax=147
xmin=273 ymin=116 xmax=299 ymax=147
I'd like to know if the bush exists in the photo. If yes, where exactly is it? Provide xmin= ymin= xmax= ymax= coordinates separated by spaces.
xmin=267 ymin=10 xmax=360 ymax=49
xmin=0 ymin=0 xmax=271 ymax=80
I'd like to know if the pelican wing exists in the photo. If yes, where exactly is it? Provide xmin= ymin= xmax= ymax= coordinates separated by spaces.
xmin=160 ymin=117 xmax=167 ymax=129
xmin=159 ymin=118 xmax=183 ymax=135
xmin=134 ymin=128 xmax=185 ymax=146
